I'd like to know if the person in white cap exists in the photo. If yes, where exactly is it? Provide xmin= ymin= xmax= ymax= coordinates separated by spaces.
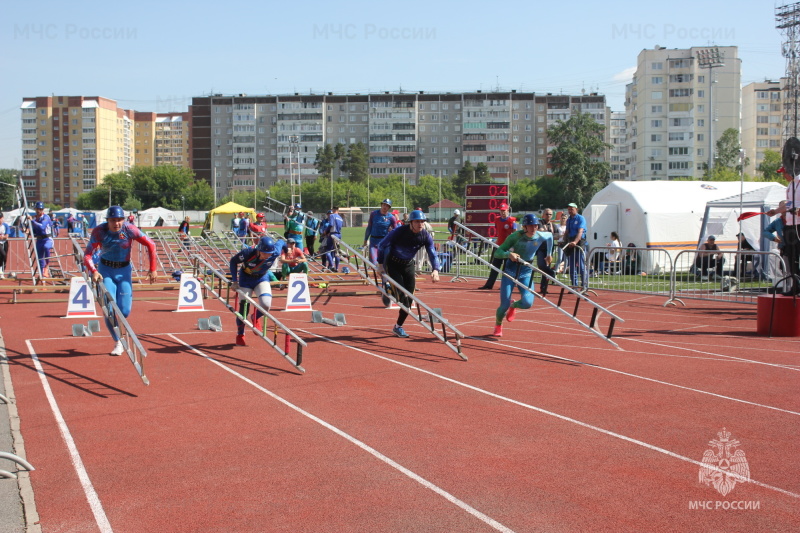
xmin=447 ymin=209 xmax=461 ymax=241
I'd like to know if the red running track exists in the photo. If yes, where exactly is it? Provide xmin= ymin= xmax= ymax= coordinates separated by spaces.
xmin=1 ymin=277 xmax=798 ymax=532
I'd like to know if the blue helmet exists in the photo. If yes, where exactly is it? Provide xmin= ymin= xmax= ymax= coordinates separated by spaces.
xmin=381 ymin=198 xmax=392 ymax=207
xmin=409 ymin=210 xmax=426 ymax=221
xmin=521 ymin=214 xmax=539 ymax=226
xmin=257 ymin=236 xmax=275 ymax=253
xmin=107 ymin=206 xmax=125 ymax=219
xmin=172 ymin=270 xmax=183 ymax=281
xmin=341 ymin=266 xmax=351 ymax=274
xmin=294 ymin=203 xmax=302 ymax=210
xmin=34 ymin=201 xmax=44 ymax=209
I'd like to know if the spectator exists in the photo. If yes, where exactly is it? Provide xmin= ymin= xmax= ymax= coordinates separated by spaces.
xmin=304 ymin=211 xmax=319 ymax=256
xmin=0 ymin=212 xmax=9 ymax=279
xmin=764 ymin=202 xmax=787 ymax=291
xmin=560 ymin=203 xmax=587 ymax=288
xmin=29 ymin=201 xmax=54 ymax=277
xmin=363 ymin=198 xmax=398 ymax=263
xmin=52 ymin=214 xmax=61 ymax=237
xmin=694 ymin=235 xmax=724 ymax=280
xmin=536 ymin=208 xmax=558 ymax=296
xmin=479 ymin=202 xmax=517 ymax=290
xmin=249 ymin=213 xmax=268 ymax=245
xmin=735 ymin=232 xmax=756 ymax=279
xmin=178 ymin=216 xmax=191 ymax=248
xmin=280 ymin=237 xmax=309 ymax=277
xmin=603 ymin=231 xmax=622 ymax=274
xmin=447 ymin=209 xmax=461 ymax=241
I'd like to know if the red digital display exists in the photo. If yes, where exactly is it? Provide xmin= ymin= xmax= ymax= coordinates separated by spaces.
xmin=465 ymin=184 xmax=508 ymax=197
xmin=465 ymin=197 xmax=509 ymax=211
xmin=465 ymin=211 xmax=503 ymax=225
xmin=467 ymin=225 xmax=497 ymax=238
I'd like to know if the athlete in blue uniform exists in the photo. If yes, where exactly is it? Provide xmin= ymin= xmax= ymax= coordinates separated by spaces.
xmin=322 ymin=207 xmax=343 ymax=272
xmin=491 ymin=214 xmax=553 ymax=337
xmin=364 ymin=198 xmax=398 ymax=263
xmin=377 ymin=210 xmax=440 ymax=338
xmin=29 ymin=201 xmax=53 ymax=277
xmin=84 ymin=206 xmax=158 ymax=355
xmin=230 ymin=236 xmax=281 ymax=346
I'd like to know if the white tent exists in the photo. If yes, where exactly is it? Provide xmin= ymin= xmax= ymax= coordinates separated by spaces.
xmin=137 ymin=207 xmax=181 ymax=228
xmin=584 ymin=181 xmax=784 ymax=273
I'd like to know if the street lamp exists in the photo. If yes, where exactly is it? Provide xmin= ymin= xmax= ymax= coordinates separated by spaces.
xmin=697 ymin=47 xmax=725 ymax=174
xmin=181 ymin=195 xmax=186 ymax=219
xmin=438 ymin=169 xmax=442 ymax=222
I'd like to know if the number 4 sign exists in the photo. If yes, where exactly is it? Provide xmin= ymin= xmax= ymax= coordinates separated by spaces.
xmin=175 ymin=273 xmax=205 ymax=312
xmin=65 ymin=276 xmax=99 ymax=318
xmin=285 ymin=273 xmax=312 ymax=311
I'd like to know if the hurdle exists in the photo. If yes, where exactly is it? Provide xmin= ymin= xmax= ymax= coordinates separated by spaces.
xmin=332 ymin=236 xmax=467 ymax=360
xmin=453 ymin=221 xmax=624 ymax=347
xmin=192 ymin=255 xmax=307 ymax=373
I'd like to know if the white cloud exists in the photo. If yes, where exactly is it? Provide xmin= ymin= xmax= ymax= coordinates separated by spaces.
xmin=612 ymin=66 xmax=637 ymax=83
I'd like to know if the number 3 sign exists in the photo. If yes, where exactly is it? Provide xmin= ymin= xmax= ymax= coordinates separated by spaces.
xmin=176 ymin=273 xmax=205 ymax=312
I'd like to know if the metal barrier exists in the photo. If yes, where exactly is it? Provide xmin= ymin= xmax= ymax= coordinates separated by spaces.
xmin=585 ymin=246 xmax=674 ymax=300
xmin=332 ymin=236 xmax=467 ymax=359
xmin=669 ymin=249 xmax=785 ymax=306
xmin=192 ymin=255 xmax=306 ymax=373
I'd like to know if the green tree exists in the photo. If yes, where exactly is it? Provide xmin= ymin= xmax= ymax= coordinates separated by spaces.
xmin=547 ymin=112 xmax=611 ymax=209
xmin=475 ymin=163 xmax=490 ymax=182
xmin=509 ymin=178 xmax=539 ymax=212
xmin=0 ymin=169 xmax=19 ymax=210
xmin=757 ymin=149 xmax=783 ymax=182
xmin=454 ymin=161 xmax=475 ymax=197
xmin=340 ymin=143 xmax=369 ymax=184
xmin=314 ymin=144 xmax=336 ymax=177
xmin=710 ymin=128 xmax=748 ymax=173
xmin=530 ymin=176 xmax=567 ymax=210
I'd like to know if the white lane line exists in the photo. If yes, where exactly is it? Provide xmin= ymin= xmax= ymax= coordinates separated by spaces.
xmin=621 ymin=337 xmax=800 ymax=371
xmin=474 ymin=339 xmax=800 ymax=416
xmin=166 ymin=334 xmax=515 ymax=533
xmin=299 ymin=331 xmax=800 ymax=500
xmin=25 ymin=340 xmax=113 ymax=533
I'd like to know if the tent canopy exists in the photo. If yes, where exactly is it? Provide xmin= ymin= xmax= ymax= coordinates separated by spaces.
xmin=204 ymin=202 xmax=255 ymax=232
xmin=584 ymin=181 xmax=784 ymax=273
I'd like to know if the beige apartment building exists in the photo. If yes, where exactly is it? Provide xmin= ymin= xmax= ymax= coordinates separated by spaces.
xmin=625 ymin=46 xmax=741 ymax=181
xmin=20 ymin=96 xmax=191 ymax=207
xmin=741 ymin=80 xmax=784 ymax=177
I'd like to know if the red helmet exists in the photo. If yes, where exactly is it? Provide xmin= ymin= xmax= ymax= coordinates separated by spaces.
xmin=238 ymin=212 xmax=244 ymax=217
xmin=257 ymin=212 xmax=265 ymax=219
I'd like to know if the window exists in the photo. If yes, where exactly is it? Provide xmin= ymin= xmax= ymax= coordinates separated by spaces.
xmin=650 ymin=163 xmax=662 ymax=171
xmin=651 ymin=105 xmax=663 ymax=113
xmin=669 ymin=147 xmax=689 ymax=155
xmin=652 ymin=91 xmax=663 ymax=100
xmin=652 ymin=76 xmax=663 ymax=84
xmin=651 ymin=134 xmax=662 ymax=142
xmin=651 ymin=120 xmax=663 ymax=128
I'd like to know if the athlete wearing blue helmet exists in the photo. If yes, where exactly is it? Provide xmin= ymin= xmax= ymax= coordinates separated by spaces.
xmin=107 ymin=205 xmax=125 ymax=219
xmin=257 ymin=236 xmax=275 ymax=253
xmin=408 ymin=210 xmax=426 ymax=221
xmin=230 ymin=234 xmax=281 ymax=346
xmin=381 ymin=198 xmax=392 ymax=207
xmin=34 ymin=201 xmax=45 ymax=210
xmin=490 ymin=211 xmax=553 ymax=338
xmin=294 ymin=203 xmax=302 ymax=210
xmin=521 ymin=214 xmax=539 ymax=226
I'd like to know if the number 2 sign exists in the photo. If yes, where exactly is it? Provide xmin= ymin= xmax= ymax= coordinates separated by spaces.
xmin=285 ymin=273 xmax=313 ymax=312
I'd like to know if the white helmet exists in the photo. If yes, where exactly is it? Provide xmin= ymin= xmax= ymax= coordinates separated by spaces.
xmin=454 ymin=209 xmax=461 ymax=216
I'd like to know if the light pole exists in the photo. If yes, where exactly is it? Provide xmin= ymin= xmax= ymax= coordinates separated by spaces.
xmin=402 ymin=171 xmax=406 ymax=213
xmin=213 ymin=167 xmax=217 ymax=205
xmin=438 ymin=169 xmax=442 ymax=222
xmin=181 ymin=195 xmax=185 ymax=220
xmin=697 ymin=47 xmax=725 ymax=174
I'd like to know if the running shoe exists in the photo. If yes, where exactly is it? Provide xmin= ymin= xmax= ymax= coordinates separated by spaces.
xmin=235 ymin=334 xmax=247 ymax=346
xmin=506 ymin=304 xmax=517 ymax=322
xmin=492 ymin=325 xmax=503 ymax=337
xmin=110 ymin=341 xmax=124 ymax=356
xmin=392 ymin=325 xmax=410 ymax=338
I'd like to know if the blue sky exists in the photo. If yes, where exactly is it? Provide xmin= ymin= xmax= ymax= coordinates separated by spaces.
xmin=0 ymin=0 xmax=786 ymax=169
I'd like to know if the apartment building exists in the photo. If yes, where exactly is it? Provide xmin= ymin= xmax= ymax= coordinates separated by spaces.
xmin=741 ymin=80 xmax=784 ymax=177
xmin=532 ymin=93 xmax=609 ymax=178
xmin=625 ymin=46 xmax=741 ymax=181
xmin=191 ymin=91 xmax=603 ymax=194
xmin=609 ymin=111 xmax=629 ymax=180
xmin=20 ymin=96 xmax=191 ymax=207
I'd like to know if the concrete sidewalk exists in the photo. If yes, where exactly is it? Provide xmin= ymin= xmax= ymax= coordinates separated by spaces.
xmin=0 ymin=330 xmax=38 ymax=533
